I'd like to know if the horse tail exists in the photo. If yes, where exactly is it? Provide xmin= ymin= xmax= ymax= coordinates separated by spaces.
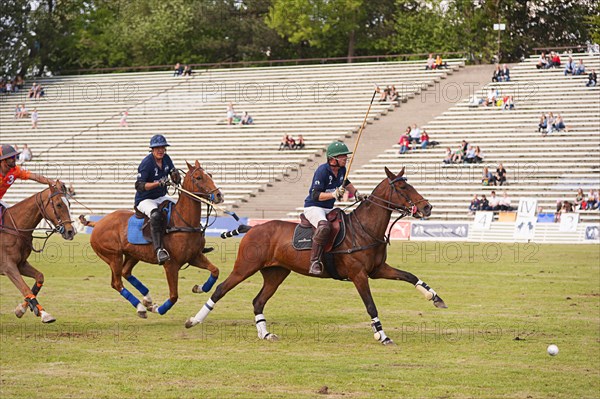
xmin=79 ymin=215 xmax=96 ymax=228
xmin=220 ymin=224 xmax=252 ymax=239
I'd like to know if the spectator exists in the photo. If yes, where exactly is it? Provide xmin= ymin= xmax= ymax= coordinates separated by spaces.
xmin=294 ymin=135 xmax=305 ymax=150
xmin=226 ymin=103 xmax=236 ymax=125
xmin=538 ymin=113 xmax=548 ymax=133
xmin=33 ymin=83 xmax=44 ymax=99
xmin=183 ymin=65 xmax=193 ymax=76
xmin=586 ymin=69 xmax=597 ymax=87
xmin=469 ymin=194 xmax=480 ymax=215
xmin=173 ymin=63 xmax=183 ymax=77
xmin=553 ymin=114 xmax=568 ymax=132
xmin=398 ymin=132 xmax=410 ymax=155
xmin=495 ymin=163 xmax=507 ymax=186
xmin=239 ymin=111 xmax=254 ymax=125
xmin=502 ymin=95 xmax=515 ymax=110
xmin=425 ymin=53 xmax=435 ymax=70
xmin=68 ymin=183 xmax=77 ymax=197
xmin=420 ymin=130 xmax=429 ymax=149
xmin=451 ymin=144 xmax=464 ymax=163
xmin=499 ymin=191 xmax=513 ymax=211
xmin=574 ymin=59 xmax=586 ymax=75
xmin=564 ymin=57 xmax=576 ymax=75
xmin=278 ymin=134 xmax=291 ymax=151
xmin=575 ymin=188 xmax=586 ymax=210
xmin=31 ymin=108 xmax=38 ymax=129
xmin=482 ymin=166 xmax=496 ymax=186
xmin=375 ymin=85 xmax=388 ymax=102
xmin=435 ymin=54 xmax=448 ymax=69
xmin=536 ymin=52 xmax=550 ymax=69
xmin=388 ymin=85 xmax=400 ymax=102
xmin=543 ymin=112 xmax=555 ymax=136
xmin=586 ymin=189 xmax=599 ymax=210
xmin=554 ymin=200 xmax=573 ymax=222
xmin=409 ymin=124 xmax=421 ymax=144
xmin=500 ymin=64 xmax=510 ymax=81
xmin=6 ymin=81 xmax=13 ymax=93
xmin=488 ymin=191 xmax=500 ymax=211
xmin=14 ymin=75 xmax=24 ymax=90
xmin=483 ymin=88 xmax=497 ymax=106
xmin=479 ymin=194 xmax=490 ymax=210
xmin=550 ymin=51 xmax=561 ymax=68
xmin=443 ymin=147 xmax=453 ymax=164
xmin=28 ymin=83 xmax=38 ymax=98
xmin=474 ymin=146 xmax=484 ymax=163
xmin=19 ymin=104 xmax=28 ymax=119
xmin=18 ymin=144 xmax=32 ymax=164
xmin=464 ymin=145 xmax=476 ymax=163
xmin=120 ymin=111 xmax=129 ymax=127
xmin=14 ymin=104 xmax=21 ymax=119
xmin=492 ymin=65 xmax=502 ymax=82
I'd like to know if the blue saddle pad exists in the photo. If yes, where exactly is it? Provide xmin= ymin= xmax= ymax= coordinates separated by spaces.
xmin=127 ymin=216 xmax=150 ymax=245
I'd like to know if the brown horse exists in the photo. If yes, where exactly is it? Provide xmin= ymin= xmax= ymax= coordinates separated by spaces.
xmin=87 ymin=161 xmax=223 ymax=318
xmin=185 ymin=167 xmax=446 ymax=345
xmin=0 ymin=181 xmax=76 ymax=323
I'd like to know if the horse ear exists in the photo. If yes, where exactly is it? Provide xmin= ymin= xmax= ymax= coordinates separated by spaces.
xmin=397 ymin=167 xmax=405 ymax=178
xmin=195 ymin=160 xmax=201 ymax=168
xmin=384 ymin=167 xmax=395 ymax=180
xmin=186 ymin=161 xmax=193 ymax=170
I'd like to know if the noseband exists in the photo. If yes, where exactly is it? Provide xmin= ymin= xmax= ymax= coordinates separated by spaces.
xmin=36 ymin=187 xmax=73 ymax=235
xmin=364 ymin=176 xmax=429 ymax=217
xmin=179 ymin=167 xmax=221 ymax=203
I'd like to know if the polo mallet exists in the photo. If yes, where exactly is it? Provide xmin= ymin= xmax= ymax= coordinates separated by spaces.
xmin=176 ymin=186 xmax=240 ymax=221
xmin=344 ymin=88 xmax=378 ymax=182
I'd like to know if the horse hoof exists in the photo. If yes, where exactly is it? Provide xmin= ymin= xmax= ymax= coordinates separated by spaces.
xmin=185 ymin=318 xmax=198 ymax=329
xmin=192 ymin=285 xmax=202 ymax=294
xmin=137 ymin=311 xmax=148 ymax=319
xmin=40 ymin=311 xmax=56 ymax=324
xmin=433 ymin=295 xmax=448 ymax=309
xmin=150 ymin=304 xmax=160 ymax=313
xmin=264 ymin=333 xmax=279 ymax=342
xmin=15 ymin=303 xmax=27 ymax=318
xmin=142 ymin=296 xmax=153 ymax=309
xmin=381 ymin=337 xmax=395 ymax=346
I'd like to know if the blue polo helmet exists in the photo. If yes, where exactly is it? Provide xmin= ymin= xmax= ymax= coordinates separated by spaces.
xmin=0 ymin=145 xmax=21 ymax=161
xmin=149 ymin=134 xmax=170 ymax=148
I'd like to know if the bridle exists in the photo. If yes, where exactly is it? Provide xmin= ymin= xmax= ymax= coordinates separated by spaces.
xmin=363 ymin=176 xmax=430 ymax=218
xmin=176 ymin=167 xmax=221 ymax=203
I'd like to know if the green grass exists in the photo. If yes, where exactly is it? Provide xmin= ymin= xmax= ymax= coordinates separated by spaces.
xmin=1 ymin=236 xmax=599 ymax=398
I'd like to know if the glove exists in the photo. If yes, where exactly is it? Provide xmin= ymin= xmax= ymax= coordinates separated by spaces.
xmin=158 ymin=176 xmax=171 ymax=188
xmin=170 ymin=170 xmax=181 ymax=186
xmin=355 ymin=191 xmax=368 ymax=201
xmin=334 ymin=186 xmax=345 ymax=201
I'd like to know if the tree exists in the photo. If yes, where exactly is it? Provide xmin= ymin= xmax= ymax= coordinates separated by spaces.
xmin=0 ymin=0 xmax=32 ymax=76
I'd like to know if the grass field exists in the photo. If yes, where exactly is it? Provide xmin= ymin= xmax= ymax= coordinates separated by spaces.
xmin=1 ymin=235 xmax=598 ymax=398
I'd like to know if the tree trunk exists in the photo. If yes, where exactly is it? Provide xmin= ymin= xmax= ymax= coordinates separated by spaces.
xmin=347 ymin=30 xmax=355 ymax=63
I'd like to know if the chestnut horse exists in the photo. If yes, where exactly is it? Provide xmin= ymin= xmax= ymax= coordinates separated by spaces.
xmin=0 ymin=181 xmax=76 ymax=323
xmin=185 ymin=167 xmax=447 ymax=345
xmin=87 ymin=161 xmax=223 ymax=318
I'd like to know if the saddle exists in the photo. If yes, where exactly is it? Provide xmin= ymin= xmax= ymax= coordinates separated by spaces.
xmin=292 ymin=208 xmax=346 ymax=251
xmin=127 ymin=201 xmax=174 ymax=245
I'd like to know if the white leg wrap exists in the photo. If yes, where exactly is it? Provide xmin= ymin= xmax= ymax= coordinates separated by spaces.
xmin=371 ymin=317 xmax=388 ymax=341
xmin=136 ymin=303 xmax=147 ymax=313
xmin=255 ymin=314 xmax=269 ymax=339
xmin=416 ymin=280 xmax=434 ymax=300
xmin=193 ymin=299 xmax=215 ymax=324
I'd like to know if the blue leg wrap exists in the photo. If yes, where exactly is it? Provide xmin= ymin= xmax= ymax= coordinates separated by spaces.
xmin=126 ymin=275 xmax=149 ymax=296
xmin=157 ymin=299 xmax=174 ymax=315
xmin=120 ymin=288 xmax=141 ymax=308
xmin=201 ymin=274 xmax=218 ymax=293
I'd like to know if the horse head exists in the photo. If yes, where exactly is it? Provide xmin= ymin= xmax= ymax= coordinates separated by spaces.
xmin=183 ymin=160 xmax=224 ymax=204
xmin=44 ymin=180 xmax=76 ymax=240
xmin=381 ymin=167 xmax=432 ymax=218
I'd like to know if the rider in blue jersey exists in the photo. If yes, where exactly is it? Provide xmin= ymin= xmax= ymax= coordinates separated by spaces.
xmin=134 ymin=135 xmax=181 ymax=264
xmin=303 ymin=141 xmax=367 ymax=275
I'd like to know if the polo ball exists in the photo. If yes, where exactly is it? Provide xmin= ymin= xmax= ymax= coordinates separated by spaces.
xmin=373 ymin=332 xmax=381 ymax=341
xmin=547 ymin=344 xmax=559 ymax=356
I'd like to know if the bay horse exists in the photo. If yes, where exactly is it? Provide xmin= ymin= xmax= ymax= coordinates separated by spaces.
xmin=185 ymin=167 xmax=447 ymax=345
xmin=0 ymin=181 xmax=76 ymax=323
xmin=86 ymin=161 xmax=223 ymax=318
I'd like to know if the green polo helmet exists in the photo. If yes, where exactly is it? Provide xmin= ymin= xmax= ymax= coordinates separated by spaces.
xmin=326 ymin=141 xmax=352 ymax=158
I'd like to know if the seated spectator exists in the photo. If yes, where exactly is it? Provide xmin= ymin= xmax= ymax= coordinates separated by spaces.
xmin=543 ymin=112 xmax=555 ymax=136
xmin=408 ymin=124 xmax=421 ymax=144
xmin=536 ymin=52 xmax=550 ymax=69
xmin=492 ymin=65 xmax=502 ymax=82
xmin=68 ymin=183 xmax=77 ymax=197
xmin=469 ymin=194 xmax=480 ymax=215
xmin=375 ymin=85 xmax=389 ymax=102
xmin=435 ymin=54 xmax=448 ymax=69
xmin=239 ymin=111 xmax=254 ymax=125
xmin=586 ymin=69 xmax=597 ymax=87
xmin=173 ymin=63 xmax=183 ymax=76
xmin=14 ymin=104 xmax=21 ymax=119
xmin=502 ymin=95 xmax=515 ymax=110
xmin=469 ymin=95 xmax=484 ymax=106
xmin=425 ymin=53 xmax=435 ymax=70
xmin=388 ymin=85 xmax=400 ymax=102
xmin=482 ymin=167 xmax=496 ymax=186
xmin=585 ymin=189 xmax=599 ymax=210
xmin=554 ymin=200 xmax=574 ymax=222
xmin=538 ymin=113 xmax=548 ymax=133
xmin=19 ymin=103 xmax=28 ymax=119
xmin=120 ymin=111 xmax=128 ymax=127
xmin=479 ymin=194 xmax=490 ymax=211
xmin=553 ymin=114 xmax=568 ymax=132
xmin=420 ymin=130 xmax=429 ymax=149
xmin=574 ymin=59 xmax=586 ymax=75
xmin=550 ymin=51 xmax=561 ymax=68
xmin=474 ymin=146 xmax=484 ymax=163
xmin=483 ymin=88 xmax=497 ymax=106
xmin=398 ymin=132 xmax=410 ymax=155
xmin=443 ymin=147 xmax=453 ymax=164
xmin=286 ymin=135 xmax=296 ymax=149
xmin=278 ymin=134 xmax=292 ymax=151
xmin=293 ymin=135 xmax=305 ymax=150
xmin=6 ymin=81 xmax=13 ymax=93
xmin=17 ymin=144 xmax=32 ymax=164
xmin=28 ymin=83 xmax=38 ymax=98
xmin=464 ymin=145 xmax=476 ymax=163
xmin=575 ymin=188 xmax=586 ymax=210
xmin=499 ymin=191 xmax=513 ymax=211
xmin=564 ymin=56 xmax=576 ymax=75
xmin=488 ymin=191 xmax=500 ymax=211
xmin=226 ymin=102 xmax=236 ymax=125
xmin=451 ymin=144 xmax=464 ymax=163
xmin=495 ymin=163 xmax=507 ymax=186
xmin=500 ymin=64 xmax=510 ymax=81
xmin=14 ymin=75 xmax=24 ymax=90
xmin=183 ymin=65 xmax=193 ymax=76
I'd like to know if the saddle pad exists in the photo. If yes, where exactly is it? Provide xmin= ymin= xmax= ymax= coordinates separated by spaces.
xmin=127 ymin=215 xmax=150 ymax=245
xmin=291 ymin=221 xmax=346 ymax=251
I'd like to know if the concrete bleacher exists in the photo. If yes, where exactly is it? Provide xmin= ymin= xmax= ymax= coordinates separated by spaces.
xmin=287 ymin=52 xmax=600 ymax=224
xmin=0 ymin=59 xmax=464 ymax=215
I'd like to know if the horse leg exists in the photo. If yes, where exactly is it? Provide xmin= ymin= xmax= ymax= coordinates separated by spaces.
xmin=252 ymin=267 xmax=291 ymax=341
xmin=14 ymin=261 xmax=45 ymax=318
xmin=370 ymin=262 xmax=447 ymax=308
xmin=351 ymin=270 xmax=394 ymax=345
xmin=189 ymin=253 xmax=220 ymax=294
xmin=97 ymin=251 xmax=147 ymax=318
xmin=6 ymin=262 xmax=54 ymax=323
xmin=122 ymin=256 xmax=153 ymax=310
xmin=150 ymin=262 xmax=179 ymax=315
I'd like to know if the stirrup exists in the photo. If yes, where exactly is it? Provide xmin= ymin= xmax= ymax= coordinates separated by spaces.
xmin=309 ymin=260 xmax=323 ymax=275
xmin=156 ymin=249 xmax=170 ymax=265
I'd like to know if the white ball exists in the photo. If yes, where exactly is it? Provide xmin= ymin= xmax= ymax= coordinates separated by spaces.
xmin=547 ymin=344 xmax=559 ymax=356
xmin=373 ymin=332 xmax=381 ymax=341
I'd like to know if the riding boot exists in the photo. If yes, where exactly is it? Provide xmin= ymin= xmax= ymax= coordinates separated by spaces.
xmin=150 ymin=210 xmax=170 ymax=265
xmin=309 ymin=220 xmax=331 ymax=275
